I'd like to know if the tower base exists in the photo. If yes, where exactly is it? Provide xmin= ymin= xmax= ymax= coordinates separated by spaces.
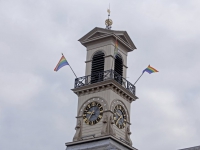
xmin=65 ymin=136 xmax=137 ymax=150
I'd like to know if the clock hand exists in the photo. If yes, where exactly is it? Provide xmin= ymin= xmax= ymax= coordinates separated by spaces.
xmin=86 ymin=112 xmax=92 ymax=114
xmin=114 ymin=108 xmax=121 ymax=117
xmin=116 ymin=115 xmax=122 ymax=125
xmin=88 ymin=110 xmax=94 ymax=120
xmin=116 ymin=112 xmax=121 ymax=117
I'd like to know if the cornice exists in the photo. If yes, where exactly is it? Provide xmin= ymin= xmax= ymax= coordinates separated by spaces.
xmin=85 ymin=60 xmax=92 ymax=63
xmin=65 ymin=135 xmax=137 ymax=150
xmin=72 ymin=79 xmax=138 ymax=103
xmin=78 ymin=27 xmax=137 ymax=52
xmin=81 ymin=33 xmax=134 ymax=52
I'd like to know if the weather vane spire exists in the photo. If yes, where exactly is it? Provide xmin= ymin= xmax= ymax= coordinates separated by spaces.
xmin=105 ymin=4 xmax=113 ymax=29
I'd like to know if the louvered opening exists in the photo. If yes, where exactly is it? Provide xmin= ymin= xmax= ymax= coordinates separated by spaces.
xmin=91 ymin=51 xmax=105 ymax=83
xmin=114 ymin=54 xmax=123 ymax=84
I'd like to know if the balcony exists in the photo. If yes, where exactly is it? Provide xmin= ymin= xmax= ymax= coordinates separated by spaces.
xmin=74 ymin=69 xmax=135 ymax=95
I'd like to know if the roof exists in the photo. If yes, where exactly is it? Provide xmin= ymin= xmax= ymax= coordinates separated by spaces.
xmin=180 ymin=146 xmax=200 ymax=150
xmin=78 ymin=27 xmax=136 ymax=52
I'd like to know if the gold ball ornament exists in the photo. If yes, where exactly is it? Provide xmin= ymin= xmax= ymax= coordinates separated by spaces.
xmin=105 ymin=19 xmax=113 ymax=26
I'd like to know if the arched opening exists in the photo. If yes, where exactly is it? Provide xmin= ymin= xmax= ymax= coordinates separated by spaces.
xmin=114 ymin=54 xmax=123 ymax=84
xmin=91 ymin=51 xmax=105 ymax=83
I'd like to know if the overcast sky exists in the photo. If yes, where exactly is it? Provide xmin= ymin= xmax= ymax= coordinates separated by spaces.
xmin=0 ymin=0 xmax=200 ymax=150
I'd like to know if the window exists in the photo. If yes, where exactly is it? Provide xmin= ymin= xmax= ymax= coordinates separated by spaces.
xmin=114 ymin=54 xmax=123 ymax=84
xmin=91 ymin=51 xmax=105 ymax=83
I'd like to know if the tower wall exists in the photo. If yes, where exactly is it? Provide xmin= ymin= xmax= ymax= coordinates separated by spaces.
xmin=85 ymin=37 xmax=128 ymax=78
xmin=66 ymin=27 xmax=137 ymax=149
xmin=77 ymin=88 xmax=131 ymax=140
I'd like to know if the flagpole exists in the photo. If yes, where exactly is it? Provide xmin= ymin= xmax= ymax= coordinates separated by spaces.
xmin=62 ymin=53 xmax=78 ymax=78
xmin=133 ymin=72 xmax=144 ymax=85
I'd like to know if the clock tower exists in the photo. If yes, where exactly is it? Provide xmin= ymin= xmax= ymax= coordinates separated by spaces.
xmin=65 ymin=18 xmax=138 ymax=150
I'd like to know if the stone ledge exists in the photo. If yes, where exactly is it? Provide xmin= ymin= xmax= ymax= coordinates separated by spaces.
xmin=72 ymin=79 xmax=138 ymax=103
xmin=179 ymin=146 xmax=200 ymax=150
xmin=66 ymin=135 xmax=137 ymax=150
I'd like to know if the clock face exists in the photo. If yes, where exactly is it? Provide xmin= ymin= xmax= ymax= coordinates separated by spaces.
xmin=83 ymin=101 xmax=103 ymax=125
xmin=113 ymin=105 xmax=127 ymax=129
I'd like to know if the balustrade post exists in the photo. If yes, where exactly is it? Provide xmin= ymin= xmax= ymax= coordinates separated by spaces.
xmin=127 ymin=81 xmax=130 ymax=90
xmin=110 ymin=69 xmax=113 ymax=79
xmin=75 ymin=78 xmax=78 ymax=88
xmin=133 ymin=86 xmax=136 ymax=95
xmin=85 ymin=76 xmax=88 ymax=85
xmin=74 ymin=70 xmax=136 ymax=95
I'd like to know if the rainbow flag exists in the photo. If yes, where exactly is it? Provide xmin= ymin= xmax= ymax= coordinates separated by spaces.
xmin=114 ymin=39 xmax=118 ymax=58
xmin=143 ymin=65 xmax=158 ymax=74
xmin=54 ymin=55 xmax=69 ymax=71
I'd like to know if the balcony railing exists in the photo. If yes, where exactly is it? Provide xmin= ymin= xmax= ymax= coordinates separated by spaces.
xmin=74 ymin=69 xmax=135 ymax=95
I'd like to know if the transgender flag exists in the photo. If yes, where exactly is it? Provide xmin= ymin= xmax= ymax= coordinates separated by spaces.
xmin=54 ymin=55 xmax=69 ymax=71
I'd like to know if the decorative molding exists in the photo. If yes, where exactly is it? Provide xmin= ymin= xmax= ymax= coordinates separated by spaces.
xmin=125 ymin=125 xmax=132 ymax=146
xmin=87 ymin=43 xmax=111 ymax=51
xmin=104 ymin=54 xmax=115 ymax=59
xmin=85 ymin=60 xmax=92 ymax=63
xmin=123 ymin=64 xmax=128 ymax=68
xmin=73 ymin=119 xmax=82 ymax=142
xmin=101 ymin=114 xmax=108 ymax=136
xmin=101 ymin=113 xmax=116 ymax=137
xmin=179 ymin=146 xmax=200 ymax=150
xmin=66 ymin=135 xmax=138 ymax=150
xmin=109 ymin=115 xmax=116 ymax=136
xmin=72 ymin=80 xmax=138 ymax=103
xmin=76 ymin=116 xmax=82 ymax=118
xmin=78 ymin=27 xmax=137 ymax=52
xmin=103 ymin=110 xmax=114 ymax=114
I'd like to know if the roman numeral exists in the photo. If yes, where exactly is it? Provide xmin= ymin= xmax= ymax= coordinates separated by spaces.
xmin=91 ymin=102 xmax=96 ymax=106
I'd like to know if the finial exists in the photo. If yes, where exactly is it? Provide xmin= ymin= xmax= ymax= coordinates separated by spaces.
xmin=107 ymin=4 xmax=110 ymax=16
xmin=105 ymin=4 xmax=113 ymax=30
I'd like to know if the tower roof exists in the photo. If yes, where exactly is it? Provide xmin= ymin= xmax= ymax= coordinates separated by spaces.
xmin=78 ymin=27 xmax=137 ymax=52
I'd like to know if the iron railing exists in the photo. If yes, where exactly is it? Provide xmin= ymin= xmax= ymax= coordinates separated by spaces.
xmin=74 ymin=69 xmax=135 ymax=95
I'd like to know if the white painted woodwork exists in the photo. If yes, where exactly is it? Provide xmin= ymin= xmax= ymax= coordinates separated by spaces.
xmin=85 ymin=38 xmax=128 ymax=78
xmin=72 ymin=27 xmax=137 ymax=145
